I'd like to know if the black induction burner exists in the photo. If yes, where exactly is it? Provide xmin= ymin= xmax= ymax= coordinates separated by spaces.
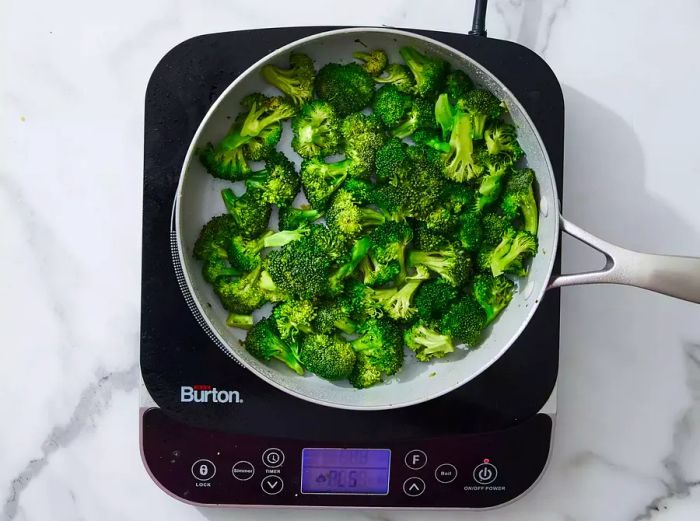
xmin=140 ymin=26 xmax=564 ymax=509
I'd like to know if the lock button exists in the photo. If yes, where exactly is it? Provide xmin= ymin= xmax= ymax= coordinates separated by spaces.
xmin=191 ymin=459 xmax=216 ymax=481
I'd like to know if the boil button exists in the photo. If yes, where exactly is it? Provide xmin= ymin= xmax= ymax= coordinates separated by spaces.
xmin=435 ymin=463 xmax=458 ymax=483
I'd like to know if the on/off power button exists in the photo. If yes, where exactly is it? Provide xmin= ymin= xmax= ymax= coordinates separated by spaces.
xmin=473 ymin=460 xmax=498 ymax=484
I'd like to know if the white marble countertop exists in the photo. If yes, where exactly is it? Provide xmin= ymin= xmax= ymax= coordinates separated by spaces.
xmin=2 ymin=0 xmax=700 ymax=519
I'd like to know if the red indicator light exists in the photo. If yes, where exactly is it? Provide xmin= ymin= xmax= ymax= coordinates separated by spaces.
xmin=483 ymin=458 xmax=490 ymax=464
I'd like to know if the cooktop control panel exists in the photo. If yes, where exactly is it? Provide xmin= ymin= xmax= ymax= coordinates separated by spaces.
xmin=141 ymin=408 xmax=552 ymax=508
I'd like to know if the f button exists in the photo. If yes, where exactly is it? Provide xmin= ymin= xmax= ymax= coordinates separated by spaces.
xmin=405 ymin=449 xmax=427 ymax=470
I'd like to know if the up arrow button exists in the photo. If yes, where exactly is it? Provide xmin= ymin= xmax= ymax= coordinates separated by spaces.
xmin=402 ymin=477 xmax=426 ymax=497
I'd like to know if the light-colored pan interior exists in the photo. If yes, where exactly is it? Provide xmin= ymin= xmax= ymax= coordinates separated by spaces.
xmin=175 ymin=28 xmax=559 ymax=410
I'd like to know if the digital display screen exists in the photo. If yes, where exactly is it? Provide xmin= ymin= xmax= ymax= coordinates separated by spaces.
xmin=301 ymin=448 xmax=391 ymax=495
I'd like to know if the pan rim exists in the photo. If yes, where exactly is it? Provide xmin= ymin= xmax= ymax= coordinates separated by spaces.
xmin=174 ymin=26 xmax=561 ymax=410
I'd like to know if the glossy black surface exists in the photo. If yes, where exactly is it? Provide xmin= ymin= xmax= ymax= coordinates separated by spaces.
xmin=141 ymin=26 xmax=563 ymax=440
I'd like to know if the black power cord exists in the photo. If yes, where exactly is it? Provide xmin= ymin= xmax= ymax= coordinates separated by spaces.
xmin=468 ymin=0 xmax=488 ymax=37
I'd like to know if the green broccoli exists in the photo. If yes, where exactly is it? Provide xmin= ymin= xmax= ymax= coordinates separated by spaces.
xmin=484 ymin=122 xmax=524 ymax=162
xmin=345 ymin=280 xmax=398 ymax=318
xmin=228 ymin=228 xmax=308 ymax=272
xmin=445 ymin=69 xmax=474 ymax=104
xmin=353 ymin=49 xmax=388 ymax=76
xmin=358 ymin=256 xmax=401 ymax=287
xmin=372 ymin=84 xmax=411 ymax=128
xmin=328 ymin=236 xmax=372 ymax=294
xmin=412 ymin=221 xmax=450 ymax=251
xmin=349 ymin=318 xmax=403 ymax=381
xmin=374 ymin=63 xmax=416 ymax=94
xmin=326 ymin=190 xmax=385 ymax=239
xmin=245 ymin=317 xmax=304 ymax=375
xmin=341 ymin=113 xmax=387 ymax=177
xmin=348 ymin=354 xmax=384 ymax=389
xmin=272 ymin=299 xmax=317 ymax=339
xmin=261 ymin=53 xmax=315 ymax=105
xmin=472 ymin=273 xmax=514 ymax=325
xmin=408 ymin=246 xmax=472 ymax=287
xmin=404 ymin=321 xmax=455 ymax=361
xmin=300 ymin=157 xmax=354 ymax=209
xmin=391 ymin=97 xmax=435 ymax=139
xmin=441 ymin=295 xmax=487 ymax=346
xmin=415 ymin=279 xmax=458 ymax=321
xmin=214 ymin=264 xmax=268 ymax=314
xmin=399 ymin=46 xmax=448 ymax=98
xmin=314 ymin=62 xmax=375 ymax=116
xmin=220 ymin=188 xmax=271 ymax=238
xmin=412 ymin=128 xmax=451 ymax=153
xmin=384 ymin=265 xmax=430 ymax=320
xmin=404 ymin=144 xmax=449 ymax=217
xmin=457 ymin=89 xmax=504 ymax=140
xmin=238 ymin=94 xmax=297 ymax=138
xmin=436 ymin=94 xmax=483 ymax=182
xmin=474 ymin=162 xmax=509 ymax=212
xmin=481 ymin=212 xmax=510 ymax=247
xmin=502 ymin=168 xmax=539 ymax=235
xmin=343 ymin=178 xmax=374 ymax=204
xmin=291 ymin=100 xmax=341 ymax=159
xmin=478 ymin=227 xmax=538 ymax=277
xmin=226 ymin=313 xmax=254 ymax=329
xmin=458 ymin=211 xmax=483 ymax=252
xmin=435 ymin=92 xmax=455 ymax=139
xmin=423 ymin=207 xmax=459 ymax=237
xmin=313 ymin=298 xmax=357 ymax=335
xmin=307 ymin=223 xmax=351 ymax=262
xmin=278 ymin=205 xmax=322 ymax=230
xmin=374 ymin=137 xmax=411 ymax=184
xmin=244 ymin=151 xmax=300 ymax=208
xmin=198 ymin=127 xmax=253 ymax=181
xmin=299 ymin=333 xmax=356 ymax=380
xmin=193 ymin=214 xmax=242 ymax=283
xmin=368 ymin=221 xmax=413 ymax=284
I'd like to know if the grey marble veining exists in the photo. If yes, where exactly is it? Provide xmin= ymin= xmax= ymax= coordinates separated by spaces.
xmin=2 ymin=1 xmax=700 ymax=520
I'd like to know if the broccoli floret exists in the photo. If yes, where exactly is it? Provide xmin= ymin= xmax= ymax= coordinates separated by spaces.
xmin=326 ymin=190 xmax=385 ymax=239
xmin=458 ymin=89 xmax=504 ymax=140
xmin=441 ymin=295 xmax=487 ymax=346
xmin=239 ymin=94 xmax=298 ymax=138
xmin=328 ymin=236 xmax=372 ymax=294
xmin=372 ymin=85 xmax=411 ymax=128
xmin=353 ymin=49 xmax=388 ymax=76
xmin=278 ymin=205 xmax=322 ymax=230
xmin=261 ymin=53 xmax=315 ymax=105
xmin=358 ymin=256 xmax=401 ymax=287
xmin=244 ymin=151 xmax=300 ymax=207
xmin=369 ymin=221 xmax=413 ymax=284
xmin=384 ymin=265 xmax=430 ymax=320
xmin=404 ymin=144 xmax=449 ymax=217
xmin=374 ymin=63 xmax=416 ymax=94
xmin=372 ymin=183 xmax=411 ymax=221
xmin=226 ymin=313 xmax=254 ymax=329
xmin=245 ymin=317 xmax=304 ymax=375
xmin=412 ymin=128 xmax=451 ymax=153
xmin=412 ymin=221 xmax=450 ymax=251
xmin=445 ymin=69 xmax=474 ymax=104
xmin=243 ymin=122 xmax=283 ymax=161
xmin=502 ymin=168 xmax=538 ymax=235
xmin=307 ymin=223 xmax=351 ymax=261
xmin=349 ymin=354 xmax=384 ymax=389
xmin=475 ymin=162 xmax=509 ymax=212
xmin=408 ymin=246 xmax=472 ymax=287
xmin=375 ymin=137 xmax=411 ymax=184
xmin=221 ymin=188 xmax=271 ymax=238
xmin=228 ymin=228 xmax=307 ymax=272
xmin=404 ymin=322 xmax=455 ymax=361
xmin=193 ymin=214 xmax=240 ymax=260
xmin=415 ymin=279 xmax=458 ymax=321
xmin=341 ymin=113 xmax=387 ymax=177
xmin=481 ymin=212 xmax=510 ymax=247
xmin=445 ymin=182 xmax=477 ymax=215
xmin=472 ymin=273 xmax=514 ymax=325
xmin=314 ymin=62 xmax=375 ymax=116
xmin=264 ymin=231 xmax=333 ymax=299
xmin=291 ymin=100 xmax=341 ymax=159
xmin=350 ymin=318 xmax=404 ymax=376
xmin=202 ymin=258 xmax=241 ymax=284
xmin=392 ymin=97 xmax=435 ymax=139
xmin=299 ymin=333 xmax=356 ymax=380
xmin=436 ymin=95 xmax=483 ymax=182
xmin=343 ymin=178 xmax=373 ymax=204
xmin=478 ymin=227 xmax=538 ymax=277
xmin=214 ymin=264 xmax=268 ymax=313
xmin=272 ymin=299 xmax=317 ymax=339
xmin=300 ymin=157 xmax=354 ymax=209
xmin=345 ymin=280 xmax=398 ymax=318
xmin=423 ymin=207 xmax=459 ymax=236
xmin=458 ymin=211 xmax=483 ymax=252
xmin=198 ymin=125 xmax=253 ymax=181
xmin=399 ymin=46 xmax=448 ymax=98
xmin=313 ymin=298 xmax=357 ymax=335
xmin=484 ymin=122 xmax=524 ymax=162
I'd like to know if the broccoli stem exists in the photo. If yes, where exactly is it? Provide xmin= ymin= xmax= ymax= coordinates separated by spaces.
xmin=471 ymin=115 xmax=488 ymax=140
xmin=221 ymin=188 xmax=240 ymax=215
xmin=262 ymin=229 xmax=306 ymax=249
xmin=226 ymin=313 xmax=254 ymax=329
xmin=521 ymin=185 xmax=539 ymax=235
xmin=434 ymin=94 xmax=454 ymax=138
xmin=274 ymin=347 xmax=305 ymax=376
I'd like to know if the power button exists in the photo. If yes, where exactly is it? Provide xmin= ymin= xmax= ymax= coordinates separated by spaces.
xmin=473 ymin=461 xmax=497 ymax=484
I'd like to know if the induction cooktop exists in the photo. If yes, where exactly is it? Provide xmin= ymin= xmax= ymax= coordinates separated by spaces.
xmin=140 ymin=25 xmax=564 ymax=509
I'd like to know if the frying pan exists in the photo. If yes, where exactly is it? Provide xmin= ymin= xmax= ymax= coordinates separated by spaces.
xmin=174 ymin=28 xmax=700 ymax=410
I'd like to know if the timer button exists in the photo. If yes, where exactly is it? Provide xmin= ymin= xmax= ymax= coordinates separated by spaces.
xmin=232 ymin=460 xmax=255 ymax=481
xmin=404 ymin=449 xmax=427 ymax=470
xmin=473 ymin=462 xmax=498 ymax=484
xmin=403 ymin=476 xmax=426 ymax=497
xmin=191 ymin=459 xmax=216 ymax=481
xmin=261 ymin=475 xmax=284 ymax=495
xmin=262 ymin=448 xmax=285 ymax=468
xmin=435 ymin=463 xmax=458 ymax=483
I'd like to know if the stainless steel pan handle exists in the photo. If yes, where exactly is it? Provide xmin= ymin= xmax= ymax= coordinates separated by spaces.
xmin=548 ymin=215 xmax=700 ymax=304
